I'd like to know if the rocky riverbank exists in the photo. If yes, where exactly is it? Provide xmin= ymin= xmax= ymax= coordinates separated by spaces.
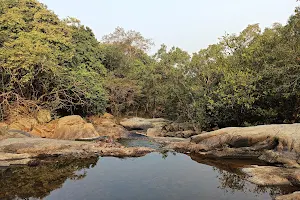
xmin=164 ymin=124 xmax=300 ymax=199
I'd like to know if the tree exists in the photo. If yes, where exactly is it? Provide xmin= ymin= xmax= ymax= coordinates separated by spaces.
xmin=0 ymin=0 xmax=107 ymax=119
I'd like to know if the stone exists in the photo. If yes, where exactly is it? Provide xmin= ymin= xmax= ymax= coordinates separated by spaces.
xmin=259 ymin=150 xmax=300 ymax=168
xmin=51 ymin=115 xmax=99 ymax=140
xmin=187 ymin=124 xmax=300 ymax=167
xmin=0 ymin=137 xmax=154 ymax=166
xmin=165 ymin=141 xmax=206 ymax=153
xmin=120 ymin=117 xmax=153 ymax=130
xmin=36 ymin=109 xmax=51 ymax=123
xmin=0 ymin=152 xmax=33 ymax=167
xmin=102 ymin=113 xmax=114 ymax=119
xmin=8 ymin=118 xmax=38 ymax=132
xmin=164 ymin=130 xmax=196 ymax=138
xmin=182 ymin=130 xmax=196 ymax=138
xmin=28 ymin=115 xmax=100 ymax=140
xmin=163 ymin=122 xmax=195 ymax=132
xmin=88 ymin=115 xmax=129 ymax=138
xmin=241 ymin=165 xmax=300 ymax=186
xmin=147 ymin=127 xmax=163 ymax=137
xmin=288 ymin=172 xmax=300 ymax=186
xmin=276 ymin=192 xmax=300 ymax=200
xmin=0 ymin=122 xmax=8 ymax=128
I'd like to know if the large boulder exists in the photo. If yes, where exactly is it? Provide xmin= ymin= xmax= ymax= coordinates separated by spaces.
xmin=145 ymin=120 xmax=198 ymax=138
xmin=9 ymin=118 xmax=38 ymax=132
xmin=185 ymin=124 xmax=300 ymax=168
xmin=49 ymin=115 xmax=99 ymax=140
xmin=163 ymin=122 xmax=196 ymax=132
xmin=191 ymin=124 xmax=300 ymax=153
xmin=88 ymin=115 xmax=129 ymax=138
xmin=160 ymin=122 xmax=198 ymax=138
xmin=120 ymin=117 xmax=154 ymax=130
xmin=30 ymin=115 xmax=100 ymax=140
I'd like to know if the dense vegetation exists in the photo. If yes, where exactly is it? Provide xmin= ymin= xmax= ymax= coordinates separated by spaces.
xmin=1 ymin=0 xmax=300 ymax=130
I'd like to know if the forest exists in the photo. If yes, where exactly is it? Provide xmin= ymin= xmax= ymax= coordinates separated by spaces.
xmin=1 ymin=0 xmax=300 ymax=131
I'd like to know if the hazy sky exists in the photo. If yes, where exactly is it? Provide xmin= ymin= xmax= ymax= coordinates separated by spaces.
xmin=39 ymin=0 xmax=298 ymax=54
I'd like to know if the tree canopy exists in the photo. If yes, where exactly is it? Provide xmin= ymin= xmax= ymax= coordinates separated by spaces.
xmin=1 ymin=0 xmax=300 ymax=131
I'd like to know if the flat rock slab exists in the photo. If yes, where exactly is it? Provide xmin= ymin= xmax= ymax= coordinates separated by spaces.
xmin=0 ymin=137 xmax=154 ymax=167
xmin=0 ymin=152 xmax=32 ymax=160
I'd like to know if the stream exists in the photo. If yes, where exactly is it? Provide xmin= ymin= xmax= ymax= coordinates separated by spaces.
xmin=1 ymin=139 xmax=299 ymax=200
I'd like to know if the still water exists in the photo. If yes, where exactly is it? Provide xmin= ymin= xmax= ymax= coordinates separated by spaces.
xmin=1 ymin=152 xmax=298 ymax=200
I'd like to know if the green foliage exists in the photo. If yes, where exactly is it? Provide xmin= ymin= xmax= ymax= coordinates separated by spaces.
xmin=0 ymin=0 xmax=107 ymax=119
xmin=1 ymin=0 xmax=300 ymax=130
xmin=67 ymin=18 xmax=106 ymax=74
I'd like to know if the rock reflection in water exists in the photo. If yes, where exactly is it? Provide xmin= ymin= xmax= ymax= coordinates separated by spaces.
xmin=190 ymin=153 xmax=300 ymax=199
xmin=0 ymin=157 xmax=98 ymax=200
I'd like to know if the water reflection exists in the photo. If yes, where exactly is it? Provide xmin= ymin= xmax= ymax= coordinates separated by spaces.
xmin=118 ymin=138 xmax=163 ymax=149
xmin=190 ymin=154 xmax=300 ymax=199
xmin=0 ymin=157 xmax=98 ymax=200
xmin=1 ymin=153 xmax=300 ymax=200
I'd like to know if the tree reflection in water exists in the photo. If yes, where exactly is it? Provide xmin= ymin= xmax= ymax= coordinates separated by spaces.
xmin=0 ymin=157 xmax=99 ymax=200
xmin=190 ymin=153 xmax=300 ymax=199
xmin=1 ymin=153 xmax=300 ymax=200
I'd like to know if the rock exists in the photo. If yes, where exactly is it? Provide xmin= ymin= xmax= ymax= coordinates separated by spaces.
xmin=0 ymin=152 xmax=34 ymax=167
xmin=160 ymin=122 xmax=198 ymax=138
xmin=163 ymin=130 xmax=196 ymax=138
xmin=146 ymin=118 xmax=169 ymax=123
xmin=276 ymin=192 xmax=300 ymax=200
xmin=146 ymin=123 xmax=197 ymax=138
xmin=147 ymin=118 xmax=170 ymax=128
xmin=102 ymin=113 xmax=114 ymax=119
xmin=259 ymin=150 xmax=300 ymax=168
xmin=36 ymin=109 xmax=51 ymax=123
xmin=51 ymin=115 xmax=99 ymax=140
xmin=187 ymin=124 xmax=300 ymax=167
xmin=288 ymin=171 xmax=300 ymax=186
xmin=120 ymin=117 xmax=154 ymax=130
xmin=143 ymin=120 xmax=198 ymax=138
xmin=29 ymin=115 xmax=100 ymax=140
xmin=88 ymin=115 xmax=129 ymax=138
xmin=191 ymin=124 xmax=300 ymax=152
xmin=241 ymin=165 xmax=300 ymax=186
xmin=0 ymin=127 xmax=31 ymax=141
xmin=147 ymin=127 xmax=163 ymax=137
xmin=8 ymin=118 xmax=38 ymax=132
xmin=30 ymin=124 xmax=53 ymax=138
xmin=0 ymin=122 xmax=7 ymax=128
xmin=182 ymin=130 xmax=196 ymax=138
xmin=163 ymin=122 xmax=196 ymax=132
xmin=0 ymin=137 xmax=154 ymax=166
xmin=0 ymin=126 xmax=8 ymax=135
xmin=165 ymin=141 xmax=207 ymax=153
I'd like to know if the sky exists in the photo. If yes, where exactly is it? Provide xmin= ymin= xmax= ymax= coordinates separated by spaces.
xmin=39 ymin=0 xmax=299 ymax=54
